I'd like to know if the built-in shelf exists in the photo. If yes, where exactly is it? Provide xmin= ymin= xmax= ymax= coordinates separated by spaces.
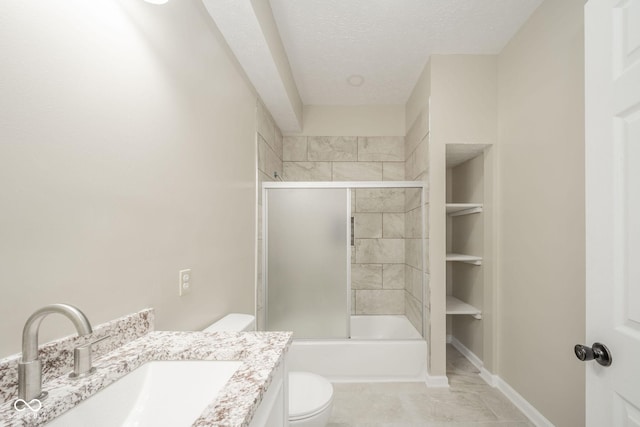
xmin=446 ymin=203 xmax=483 ymax=217
xmin=446 ymin=295 xmax=482 ymax=320
xmin=445 ymin=143 xmax=490 ymax=168
xmin=446 ymin=253 xmax=482 ymax=265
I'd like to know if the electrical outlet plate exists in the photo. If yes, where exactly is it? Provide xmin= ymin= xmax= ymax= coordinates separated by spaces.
xmin=179 ymin=269 xmax=191 ymax=296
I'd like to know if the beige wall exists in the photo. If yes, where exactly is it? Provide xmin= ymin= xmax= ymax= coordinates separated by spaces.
xmin=404 ymin=60 xmax=433 ymax=374
xmin=292 ymin=105 xmax=406 ymax=137
xmin=0 ymin=0 xmax=257 ymax=357
xmin=255 ymin=101 xmax=284 ymax=330
xmin=497 ymin=0 xmax=585 ymax=425
xmin=427 ymin=55 xmax=498 ymax=378
xmin=405 ymin=63 xmax=431 ymax=132
xmin=430 ymin=56 xmax=498 ymax=145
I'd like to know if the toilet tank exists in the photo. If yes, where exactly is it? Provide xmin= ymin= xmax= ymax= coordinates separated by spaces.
xmin=203 ymin=313 xmax=256 ymax=332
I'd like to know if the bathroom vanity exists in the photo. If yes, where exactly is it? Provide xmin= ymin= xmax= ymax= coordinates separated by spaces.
xmin=0 ymin=309 xmax=292 ymax=427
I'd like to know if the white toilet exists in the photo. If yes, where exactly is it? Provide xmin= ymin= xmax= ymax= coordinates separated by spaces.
xmin=203 ymin=314 xmax=334 ymax=427
xmin=287 ymin=371 xmax=334 ymax=426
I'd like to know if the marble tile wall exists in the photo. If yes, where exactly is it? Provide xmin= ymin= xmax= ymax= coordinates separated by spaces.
xmin=283 ymin=136 xmax=408 ymax=316
xmin=404 ymin=110 xmax=430 ymax=336
xmin=354 ymin=214 xmax=382 ymax=239
xmin=356 ymin=188 xmax=405 ymax=212
xmin=308 ymin=136 xmax=357 ymax=161
xmin=382 ymin=162 xmax=406 ymax=181
xmin=282 ymin=136 xmax=405 ymax=182
xmin=333 ymin=162 xmax=382 ymax=181
xmin=260 ymin=122 xmax=430 ymax=332
xmin=352 ymin=188 xmax=406 ymax=315
xmin=355 ymin=238 xmax=405 ymax=264
xmin=283 ymin=162 xmax=331 ymax=181
xmin=256 ymin=100 xmax=284 ymax=330
xmin=355 ymin=290 xmax=405 ymax=315
xmin=383 ymin=214 xmax=405 ymax=238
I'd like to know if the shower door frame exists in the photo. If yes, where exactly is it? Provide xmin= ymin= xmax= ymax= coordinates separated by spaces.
xmin=262 ymin=181 xmax=427 ymax=339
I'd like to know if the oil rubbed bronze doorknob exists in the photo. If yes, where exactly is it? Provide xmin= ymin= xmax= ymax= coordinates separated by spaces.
xmin=574 ymin=343 xmax=612 ymax=367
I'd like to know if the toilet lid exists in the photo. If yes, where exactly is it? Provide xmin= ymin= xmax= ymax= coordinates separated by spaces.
xmin=288 ymin=371 xmax=334 ymax=421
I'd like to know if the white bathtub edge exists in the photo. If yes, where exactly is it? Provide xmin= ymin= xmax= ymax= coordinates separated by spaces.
xmin=289 ymin=338 xmax=427 ymax=382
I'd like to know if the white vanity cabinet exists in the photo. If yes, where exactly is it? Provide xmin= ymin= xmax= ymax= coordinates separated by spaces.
xmin=249 ymin=361 xmax=288 ymax=427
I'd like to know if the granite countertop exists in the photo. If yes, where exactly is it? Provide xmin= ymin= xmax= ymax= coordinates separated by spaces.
xmin=0 ymin=330 xmax=292 ymax=427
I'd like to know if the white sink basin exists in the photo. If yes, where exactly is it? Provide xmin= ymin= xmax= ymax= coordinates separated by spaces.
xmin=48 ymin=360 xmax=242 ymax=427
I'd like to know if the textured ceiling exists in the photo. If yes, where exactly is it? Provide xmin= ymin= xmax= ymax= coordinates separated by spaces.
xmin=269 ymin=0 xmax=543 ymax=105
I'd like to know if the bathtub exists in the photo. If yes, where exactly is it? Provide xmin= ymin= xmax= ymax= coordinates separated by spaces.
xmin=287 ymin=315 xmax=427 ymax=382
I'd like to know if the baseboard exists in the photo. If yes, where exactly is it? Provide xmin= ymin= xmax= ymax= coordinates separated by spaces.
xmin=448 ymin=335 xmax=483 ymax=369
xmin=478 ymin=367 xmax=497 ymax=387
xmin=328 ymin=375 xmax=426 ymax=383
xmin=447 ymin=335 xmax=498 ymax=387
xmin=447 ymin=334 xmax=554 ymax=427
xmin=495 ymin=377 xmax=554 ymax=427
xmin=425 ymin=375 xmax=449 ymax=388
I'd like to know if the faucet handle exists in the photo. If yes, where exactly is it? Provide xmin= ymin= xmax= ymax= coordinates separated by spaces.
xmin=69 ymin=335 xmax=110 ymax=379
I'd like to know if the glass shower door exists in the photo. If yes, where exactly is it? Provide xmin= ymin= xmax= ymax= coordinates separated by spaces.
xmin=265 ymin=188 xmax=349 ymax=338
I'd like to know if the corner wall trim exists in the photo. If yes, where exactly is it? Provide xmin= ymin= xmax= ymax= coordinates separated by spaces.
xmin=447 ymin=335 xmax=554 ymax=427
xmin=425 ymin=375 xmax=449 ymax=388
xmin=478 ymin=368 xmax=497 ymax=387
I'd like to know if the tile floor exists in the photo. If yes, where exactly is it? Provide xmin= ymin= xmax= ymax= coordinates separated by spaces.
xmin=327 ymin=345 xmax=533 ymax=427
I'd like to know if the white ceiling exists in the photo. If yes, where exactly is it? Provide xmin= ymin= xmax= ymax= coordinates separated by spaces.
xmin=269 ymin=0 xmax=543 ymax=105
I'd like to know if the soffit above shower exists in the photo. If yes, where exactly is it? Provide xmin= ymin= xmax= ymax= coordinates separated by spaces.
xmin=202 ymin=0 xmax=304 ymax=132
xmin=268 ymin=0 xmax=543 ymax=105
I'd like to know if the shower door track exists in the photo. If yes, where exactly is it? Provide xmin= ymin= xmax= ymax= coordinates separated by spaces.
xmin=263 ymin=181 xmax=425 ymax=189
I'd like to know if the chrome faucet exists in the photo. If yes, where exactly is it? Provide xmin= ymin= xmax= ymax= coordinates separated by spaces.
xmin=18 ymin=304 xmax=93 ymax=402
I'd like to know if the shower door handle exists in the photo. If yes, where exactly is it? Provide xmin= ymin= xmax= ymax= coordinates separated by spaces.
xmin=351 ymin=216 xmax=354 ymax=246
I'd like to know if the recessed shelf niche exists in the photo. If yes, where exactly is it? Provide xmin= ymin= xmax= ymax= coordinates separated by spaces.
xmin=446 ymin=295 xmax=482 ymax=320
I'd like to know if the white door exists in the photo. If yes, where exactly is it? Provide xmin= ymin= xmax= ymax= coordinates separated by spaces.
xmin=585 ymin=0 xmax=640 ymax=425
